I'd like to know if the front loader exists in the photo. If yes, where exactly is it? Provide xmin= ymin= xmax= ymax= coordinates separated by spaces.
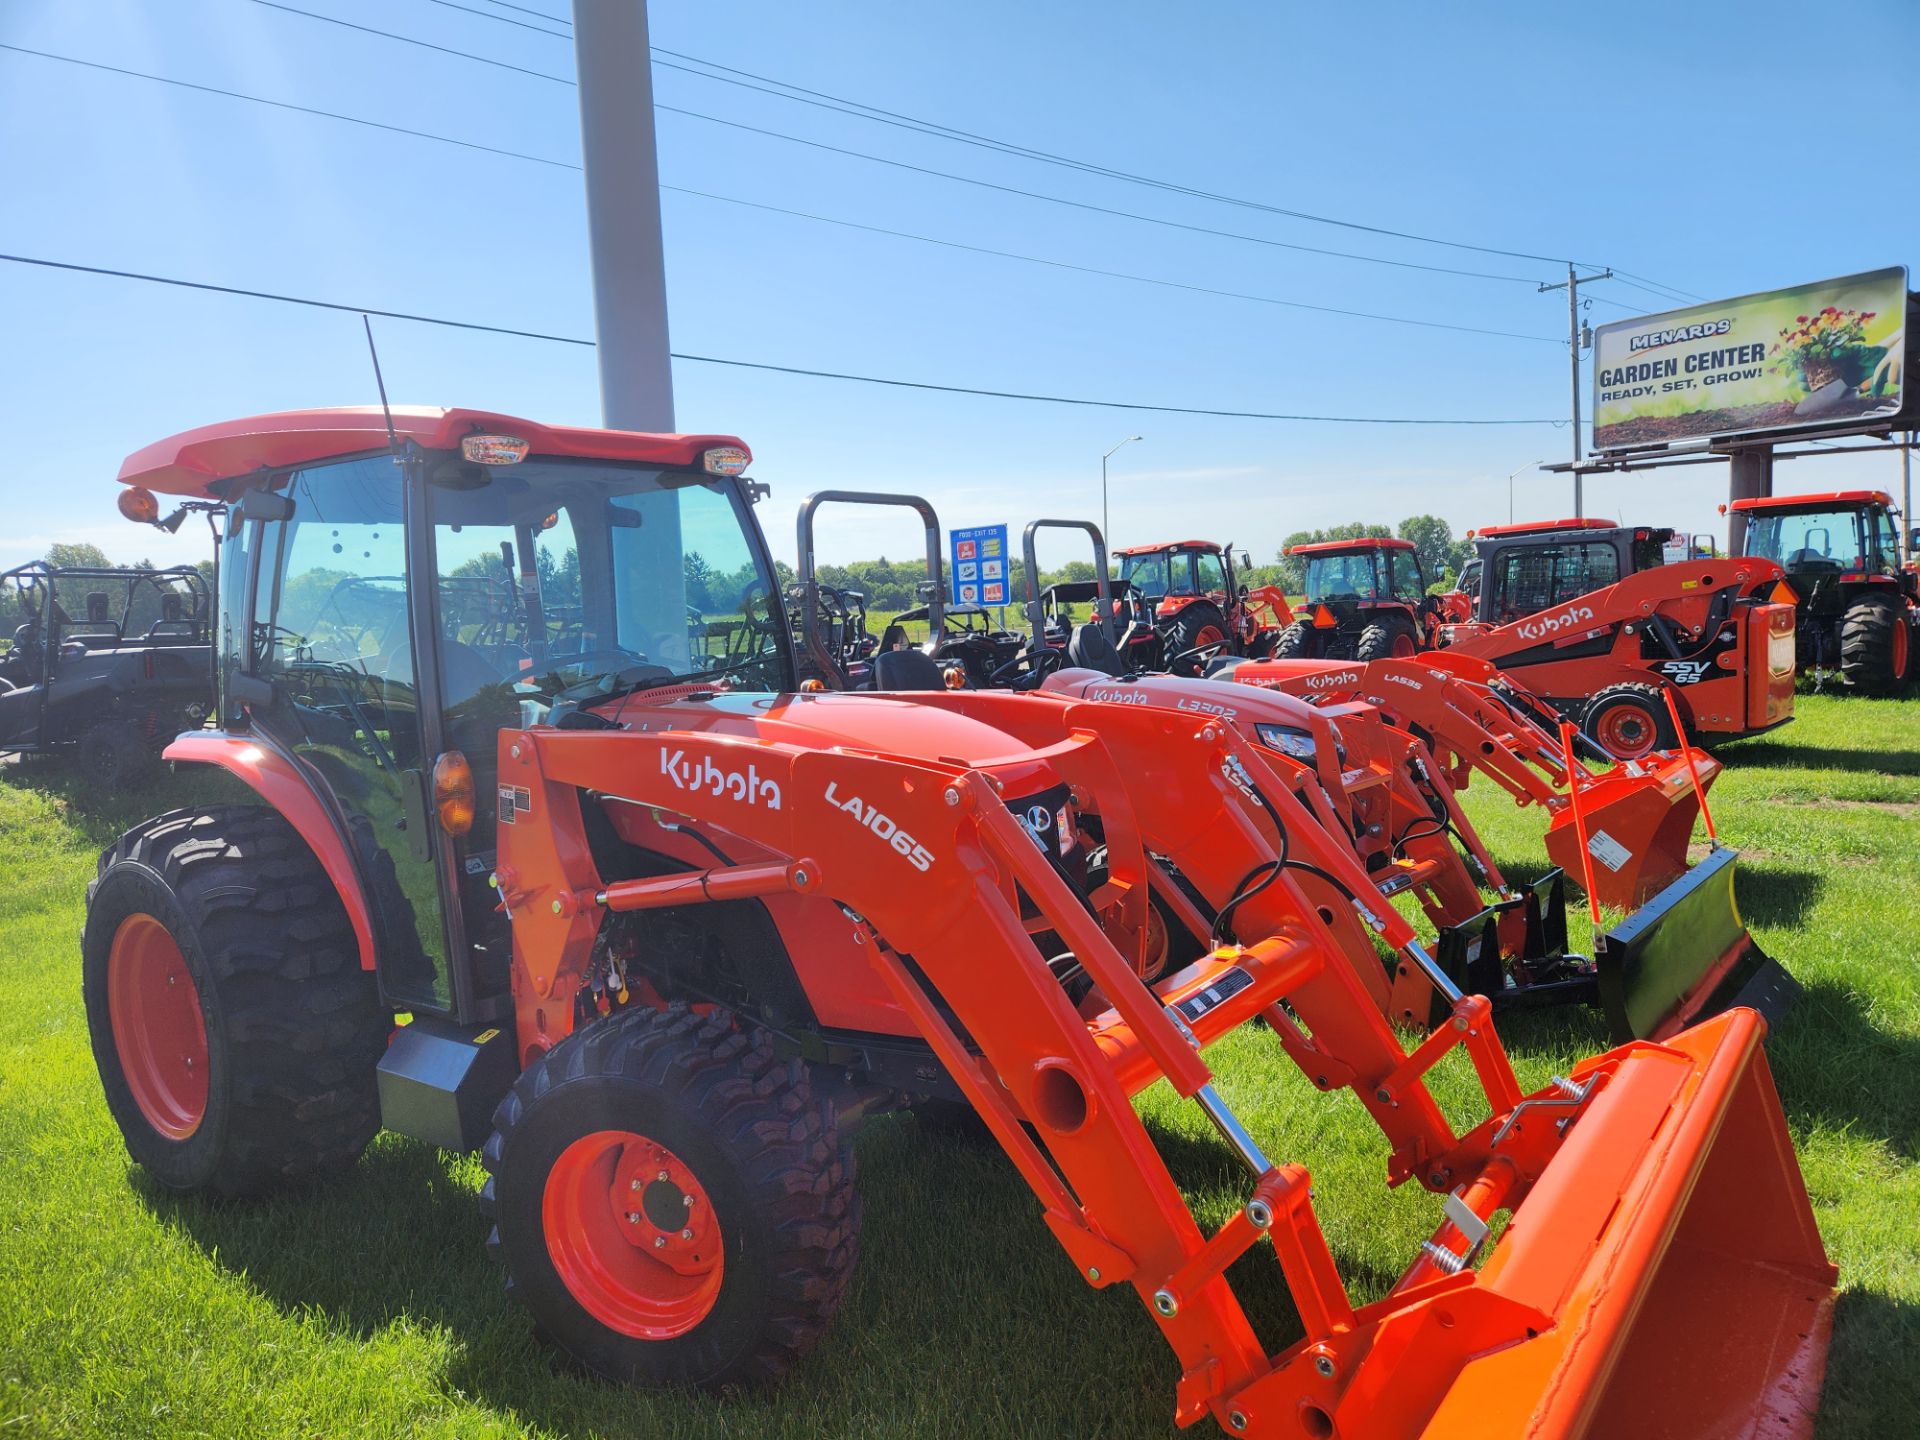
xmin=86 ymin=408 xmax=1834 ymax=1440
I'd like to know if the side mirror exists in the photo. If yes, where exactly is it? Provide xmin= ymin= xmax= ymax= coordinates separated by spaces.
xmin=237 ymin=487 xmax=295 ymax=523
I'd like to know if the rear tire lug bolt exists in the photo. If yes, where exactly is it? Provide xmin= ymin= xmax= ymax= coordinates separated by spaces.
xmin=625 ymin=1211 xmax=640 ymax=1224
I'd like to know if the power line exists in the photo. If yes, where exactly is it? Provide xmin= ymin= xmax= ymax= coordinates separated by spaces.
xmin=477 ymin=0 xmax=567 ymax=21
xmin=419 ymin=0 xmax=567 ymax=40
xmin=241 ymin=0 xmax=1537 ymax=284
xmin=0 ymin=252 xmax=1561 ymax=425
xmin=0 ymin=44 xmax=1561 ymax=342
xmin=0 ymin=43 xmax=578 ymax=170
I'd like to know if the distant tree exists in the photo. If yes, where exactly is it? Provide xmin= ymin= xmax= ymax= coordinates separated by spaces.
xmin=1395 ymin=515 xmax=1472 ymax=589
xmin=47 ymin=542 xmax=112 ymax=570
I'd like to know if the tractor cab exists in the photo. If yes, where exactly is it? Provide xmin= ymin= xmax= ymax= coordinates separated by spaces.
xmin=117 ymin=407 xmax=787 ymax=1021
xmin=1464 ymin=517 xmax=1671 ymax=626
xmin=1274 ymin=537 xmax=1431 ymax=661
xmin=1730 ymin=489 xmax=1916 ymax=690
xmin=1113 ymin=539 xmax=1290 ymax=664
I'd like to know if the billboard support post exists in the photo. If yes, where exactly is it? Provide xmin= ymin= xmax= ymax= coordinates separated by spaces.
xmin=1539 ymin=264 xmax=1613 ymax=515
xmin=1725 ymin=447 xmax=1774 ymax=556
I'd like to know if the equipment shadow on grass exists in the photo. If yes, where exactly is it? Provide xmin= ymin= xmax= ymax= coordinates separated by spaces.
xmin=1735 ymin=864 xmax=1826 ymax=929
xmin=1771 ymin=981 xmax=1920 ymax=1161
xmin=1725 ymin=736 xmax=1920 ymax=777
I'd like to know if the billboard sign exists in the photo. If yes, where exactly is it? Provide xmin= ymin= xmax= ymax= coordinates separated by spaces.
xmin=949 ymin=523 xmax=1009 ymax=607
xmin=1592 ymin=266 xmax=1907 ymax=451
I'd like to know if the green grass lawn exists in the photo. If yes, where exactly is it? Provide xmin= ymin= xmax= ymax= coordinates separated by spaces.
xmin=2 ymin=695 xmax=1916 ymax=1438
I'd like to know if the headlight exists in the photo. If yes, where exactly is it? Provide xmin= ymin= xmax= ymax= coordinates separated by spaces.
xmin=1254 ymin=723 xmax=1316 ymax=761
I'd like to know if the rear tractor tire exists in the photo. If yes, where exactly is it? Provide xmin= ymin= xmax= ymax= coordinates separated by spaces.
xmin=1355 ymin=617 xmax=1418 ymax=662
xmin=1271 ymin=621 xmax=1312 ymax=660
xmin=1839 ymin=594 xmax=1913 ymax=695
xmin=482 ymin=1005 xmax=860 ymax=1392
xmin=1163 ymin=602 xmax=1230 ymax=659
xmin=81 ymin=806 xmax=388 ymax=1197
xmin=1581 ymin=682 xmax=1680 ymax=762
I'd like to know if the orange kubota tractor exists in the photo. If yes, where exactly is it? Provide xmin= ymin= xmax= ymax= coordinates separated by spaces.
xmin=1729 ymin=488 xmax=1919 ymax=692
xmin=1273 ymin=536 xmax=1445 ymax=661
xmin=1433 ymin=518 xmax=1798 ymax=759
xmin=88 ymin=408 xmax=1835 ymax=1440
xmin=1111 ymin=537 xmax=1295 ymax=669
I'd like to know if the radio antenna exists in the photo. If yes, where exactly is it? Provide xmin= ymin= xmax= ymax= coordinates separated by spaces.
xmin=362 ymin=314 xmax=401 ymax=454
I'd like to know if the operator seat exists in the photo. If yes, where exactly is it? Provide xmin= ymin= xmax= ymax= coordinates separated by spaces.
xmin=872 ymin=648 xmax=944 ymax=691
xmin=1066 ymin=621 xmax=1125 ymax=677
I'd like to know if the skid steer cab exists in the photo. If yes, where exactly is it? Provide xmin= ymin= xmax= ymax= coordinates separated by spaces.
xmin=88 ymin=409 xmax=1836 ymax=1440
xmin=1273 ymin=536 xmax=1440 ymax=662
xmin=1730 ymin=488 xmax=1919 ymax=693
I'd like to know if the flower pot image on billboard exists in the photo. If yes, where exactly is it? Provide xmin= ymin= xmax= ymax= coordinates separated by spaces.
xmin=1591 ymin=266 xmax=1908 ymax=450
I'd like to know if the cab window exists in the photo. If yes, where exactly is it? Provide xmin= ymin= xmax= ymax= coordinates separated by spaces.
xmin=1194 ymin=551 xmax=1226 ymax=594
xmin=1492 ymin=542 xmax=1619 ymax=622
xmin=1387 ymin=550 xmax=1424 ymax=599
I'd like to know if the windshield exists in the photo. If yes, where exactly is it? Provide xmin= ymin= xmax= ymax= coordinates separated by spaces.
xmin=1304 ymin=551 xmax=1381 ymax=602
xmin=427 ymin=456 xmax=788 ymax=703
xmin=1119 ymin=551 xmax=1172 ymax=599
xmin=1744 ymin=508 xmax=1873 ymax=574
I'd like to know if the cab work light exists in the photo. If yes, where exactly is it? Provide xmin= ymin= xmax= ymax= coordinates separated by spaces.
xmin=461 ymin=434 xmax=531 ymax=466
xmin=703 ymin=445 xmax=751 ymax=477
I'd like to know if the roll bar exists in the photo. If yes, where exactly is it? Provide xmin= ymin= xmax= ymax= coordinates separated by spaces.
xmin=796 ymin=491 xmax=945 ymax=687
xmin=1021 ymin=519 xmax=1114 ymax=647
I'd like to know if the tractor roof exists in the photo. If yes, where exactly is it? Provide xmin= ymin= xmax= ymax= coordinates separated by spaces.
xmin=1728 ymin=489 xmax=1894 ymax=513
xmin=1113 ymin=540 xmax=1222 ymax=557
xmin=1469 ymin=517 xmax=1618 ymax=539
xmin=117 ymin=407 xmax=751 ymax=498
xmin=1285 ymin=537 xmax=1414 ymax=556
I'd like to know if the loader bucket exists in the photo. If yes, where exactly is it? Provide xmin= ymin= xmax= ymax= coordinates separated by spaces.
xmin=1594 ymin=845 xmax=1797 ymax=1043
xmin=1413 ymin=1008 xmax=1836 ymax=1440
xmin=1544 ymin=750 xmax=1718 ymax=910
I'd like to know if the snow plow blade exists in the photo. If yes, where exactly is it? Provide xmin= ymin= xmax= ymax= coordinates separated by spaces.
xmin=1595 ymin=844 xmax=1799 ymax=1043
xmin=1544 ymin=749 xmax=1720 ymax=910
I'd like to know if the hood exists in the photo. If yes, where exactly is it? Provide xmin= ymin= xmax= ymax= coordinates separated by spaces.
xmin=604 ymin=689 xmax=1061 ymax=792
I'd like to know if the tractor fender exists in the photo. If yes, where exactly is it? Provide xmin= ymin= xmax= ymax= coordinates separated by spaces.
xmin=163 ymin=731 xmax=378 ymax=970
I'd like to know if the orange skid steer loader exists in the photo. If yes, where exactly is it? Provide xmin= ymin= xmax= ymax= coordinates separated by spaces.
xmin=88 ymin=409 xmax=1833 ymax=1439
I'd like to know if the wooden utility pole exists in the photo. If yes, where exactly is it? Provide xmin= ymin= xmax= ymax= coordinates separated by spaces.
xmin=1538 ymin=263 xmax=1612 ymax=515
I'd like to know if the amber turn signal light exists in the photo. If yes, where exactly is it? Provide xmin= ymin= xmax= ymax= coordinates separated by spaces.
xmin=118 ymin=486 xmax=160 ymax=524
xmin=432 ymin=750 xmax=476 ymax=836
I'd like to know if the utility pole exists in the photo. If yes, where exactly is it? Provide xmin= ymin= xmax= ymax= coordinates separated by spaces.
xmin=1538 ymin=263 xmax=1611 ymax=516
xmin=573 ymin=0 xmax=674 ymax=431
xmin=1905 ymin=430 xmax=1915 ymax=561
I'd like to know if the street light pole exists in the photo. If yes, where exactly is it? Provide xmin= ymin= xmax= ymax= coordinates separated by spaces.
xmin=1506 ymin=459 xmax=1549 ymax=524
xmin=1101 ymin=435 xmax=1143 ymax=545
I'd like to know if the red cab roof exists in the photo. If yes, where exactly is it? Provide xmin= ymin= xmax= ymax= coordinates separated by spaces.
xmin=1469 ymin=517 xmax=1617 ymax=539
xmin=1729 ymin=489 xmax=1894 ymax=513
xmin=1113 ymin=539 xmax=1223 ymax=557
xmin=118 ymin=406 xmax=750 ymax=497
xmin=1285 ymin=537 xmax=1414 ymax=556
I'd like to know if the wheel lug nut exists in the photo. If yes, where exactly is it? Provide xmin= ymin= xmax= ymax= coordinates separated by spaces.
xmin=658 ymin=1169 xmax=669 ymax=1181
xmin=680 ymin=1228 xmax=694 ymax=1240
xmin=654 ymin=1236 xmax=666 ymax=1249
xmin=625 ymin=1212 xmax=641 ymax=1224
xmin=683 ymin=1194 xmax=694 ymax=1207
xmin=630 ymin=1178 xmax=642 ymax=1190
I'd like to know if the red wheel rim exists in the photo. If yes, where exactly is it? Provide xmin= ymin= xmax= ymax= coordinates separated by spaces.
xmin=1195 ymin=625 xmax=1226 ymax=648
xmin=1390 ymin=632 xmax=1418 ymax=658
xmin=1894 ymin=619 xmax=1910 ymax=680
xmin=1595 ymin=704 xmax=1657 ymax=760
xmin=543 ymin=1129 xmax=724 ymax=1339
xmin=107 ymin=913 xmax=208 ymax=1140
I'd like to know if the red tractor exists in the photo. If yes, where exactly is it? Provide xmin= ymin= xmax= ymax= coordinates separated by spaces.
xmin=1111 ymin=538 xmax=1293 ymax=665
xmin=84 ymin=407 xmax=1835 ymax=1439
xmin=1729 ymin=489 xmax=1918 ymax=693
xmin=1273 ymin=536 xmax=1440 ymax=660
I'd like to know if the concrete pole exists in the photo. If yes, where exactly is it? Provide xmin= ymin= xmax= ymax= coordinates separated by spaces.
xmin=1726 ymin=447 xmax=1774 ymax=555
xmin=573 ymin=0 xmax=674 ymax=431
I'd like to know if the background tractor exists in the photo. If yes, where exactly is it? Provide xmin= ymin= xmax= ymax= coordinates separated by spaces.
xmin=1111 ymin=538 xmax=1292 ymax=666
xmin=1272 ymin=536 xmax=1438 ymax=660
xmin=1730 ymin=488 xmax=1918 ymax=693
xmin=0 ymin=561 xmax=214 ymax=787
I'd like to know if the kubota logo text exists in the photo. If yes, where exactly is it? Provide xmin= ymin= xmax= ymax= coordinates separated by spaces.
xmin=1305 ymin=668 xmax=1364 ymax=690
xmin=660 ymin=749 xmax=783 ymax=809
xmin=1514 ymin=604 xmax=1596 ymax=642
xmin=824 ymin=781 xmax=935 ymax=871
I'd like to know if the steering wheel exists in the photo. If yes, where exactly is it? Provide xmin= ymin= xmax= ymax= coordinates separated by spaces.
xmin=989 ymin=645 xmax=1064 ymax=692
xmin=546 ymin=645 xmax=650 ymax=676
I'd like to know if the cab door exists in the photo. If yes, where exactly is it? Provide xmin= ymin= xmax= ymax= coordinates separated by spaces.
xmin=245 ymin=457 xmax=458 ymax=1014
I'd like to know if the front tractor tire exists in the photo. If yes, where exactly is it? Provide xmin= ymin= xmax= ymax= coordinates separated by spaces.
xmin=81 ymin=806 xmax=388 ymax=1197
xmin=482 ymin=1006 xmax=860 ymax=1392
xmin=1839 ymin=594 xmax=1913 ymax=695
xmin=1581 ymin=682 xmax=1680 ymax=761
xmin=1163 ymin=601 xmax=1230 ymax=659
xmin=1271 ymin=621 xmax=1313 ymax=660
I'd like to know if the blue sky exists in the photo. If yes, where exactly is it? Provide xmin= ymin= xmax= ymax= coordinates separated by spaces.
xmin=3 ymin=0 xmax=1916 ymax=574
